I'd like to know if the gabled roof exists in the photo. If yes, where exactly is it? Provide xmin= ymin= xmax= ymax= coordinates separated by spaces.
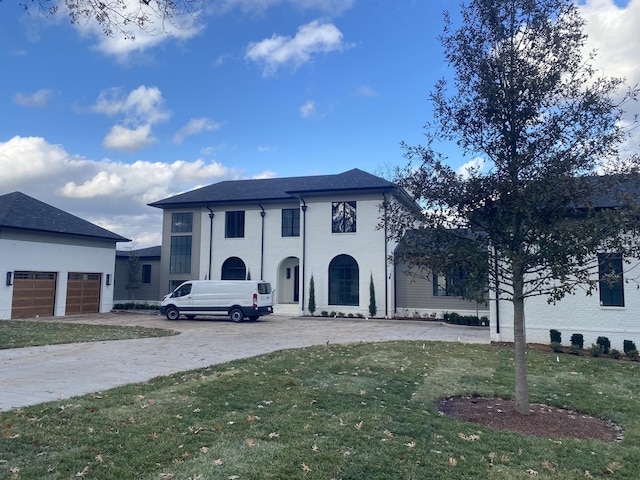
xmin=149 ymin=168 xmax=406 ymax=209
xmin=116 ymin=245 xmax=162 ymax=258
xmin=0 ymin=192 xmax=130 ymax=242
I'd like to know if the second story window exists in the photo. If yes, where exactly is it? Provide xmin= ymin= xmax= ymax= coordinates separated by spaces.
xmin=282 ymin=208 xmax=300 ymax=237
xmin=171 ymin=212 xmax=193 ymax=233
xmin=332 ymin=201 xmax=356 ymax=233
xmin=170 ymin=236 xmax=192 ymax=274
xmin=225 ymin=211 xmax=245 ymax=238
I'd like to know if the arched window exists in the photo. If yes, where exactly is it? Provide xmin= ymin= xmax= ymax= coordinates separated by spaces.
xmin=328 ymin=255 xmax=359 ymax=306
xmin=221 ymin=257 xmax=247 ymax=280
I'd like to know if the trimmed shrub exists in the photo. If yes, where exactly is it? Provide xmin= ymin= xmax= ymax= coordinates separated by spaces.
xmin=443 ymin=312 xmax=486 ymax=327
xmin=570 ymin=333 xmax=584 ymax=349
xmin=610 ymin=349 xmax=621 ymax=360
xmin=596 ymin=336 xmax=611 ymax=354
xmin=628 ymin=349 xmax=639 ymax=361
xmin=570 ymin=344 xmax=582 ymax=356
xmin=589 ymin=344 xmax=603 ymax=357
xmin=623 ymin=340 xmax=637 ymax=356
xmin=550 ymin=342 xmax=563 ymax=353
xmin=308 ymin=275 xmax=316 ymax=315
xmin=550 ymin=329 xmax=562 ymax=344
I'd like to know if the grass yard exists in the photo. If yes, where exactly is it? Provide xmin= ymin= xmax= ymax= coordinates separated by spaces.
xmin=1 ymin=341 xmax=639 ymax=479
xmin=0 ymin=320 xmax=177 ymax=349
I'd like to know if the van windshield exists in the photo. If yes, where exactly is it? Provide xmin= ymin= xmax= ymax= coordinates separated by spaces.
xmin=258 ymin=283 xmax=271 ymax=294
xmin=173 ymin=283 xmax=192 ymax=297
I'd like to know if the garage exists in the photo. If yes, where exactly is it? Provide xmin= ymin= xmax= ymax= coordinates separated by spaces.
xmin=65 ymin=273 xmax=101 ymax=315
xmin=11 ymin=271 xmax=57 ymax=319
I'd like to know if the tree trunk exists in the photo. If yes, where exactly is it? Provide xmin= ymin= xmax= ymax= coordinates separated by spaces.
xmin=512 ymin=268 xmax=530 ymax=415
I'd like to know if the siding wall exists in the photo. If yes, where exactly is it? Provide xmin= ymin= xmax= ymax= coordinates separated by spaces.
xmin=395 ymin=260 xmax=489 ymax=318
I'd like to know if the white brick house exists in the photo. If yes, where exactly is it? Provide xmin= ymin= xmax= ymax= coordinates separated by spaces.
xmin=490 ymin=256 xmax=640 ymax=351
xmin=150 ymin=169 xmax=486 ymax=318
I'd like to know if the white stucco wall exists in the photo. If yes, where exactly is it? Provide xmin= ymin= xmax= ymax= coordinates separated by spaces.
xmin=0 ymin=233 xmax=117 ymax=319
xmin=188 ymin=193 xmax=395 ymax=317
xmin=490 ymin=257 xmax=640 ymax=351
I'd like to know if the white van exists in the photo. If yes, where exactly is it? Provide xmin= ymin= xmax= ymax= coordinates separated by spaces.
xmin=160 ymin=280 xmax=274 ymax=322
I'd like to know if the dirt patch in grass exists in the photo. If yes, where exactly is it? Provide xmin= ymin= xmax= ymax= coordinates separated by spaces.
xmin=438 ymin=396 xmax=623 ymax=442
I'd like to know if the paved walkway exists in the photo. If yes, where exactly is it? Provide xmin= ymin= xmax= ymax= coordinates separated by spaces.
xmin=0 ymin=313 xmax=489 ymax=411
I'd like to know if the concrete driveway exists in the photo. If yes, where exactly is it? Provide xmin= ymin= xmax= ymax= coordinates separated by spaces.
xmin=0 ymin=313 xmax=489 ymax=411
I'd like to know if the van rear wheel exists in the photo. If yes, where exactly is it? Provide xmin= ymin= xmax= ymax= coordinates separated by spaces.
xmin=229 ymin=308 xmax=244 ymax=322
xmin=165 ymin=306 xmax=180 ymax=320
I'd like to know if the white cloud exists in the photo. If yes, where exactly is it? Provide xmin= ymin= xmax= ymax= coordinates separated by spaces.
xmin=92 ymin=86 xmax=170 ymax=125
xmin=173 ymin=117 xmax=225 ymax=144
xmin=456 ymin=157 xmax=486 ymax=179
xmin=355 ymin=85 xmax=378 ymax=97
xmin=245 ymin=20 xmax=347 ymax=75
xmin=210 ymin=0 xmax=355 ymax=17
xmin=300 ymin=100 xmax=317 ymax=118
xmin=579 ymin=0 xmax=640 ymax=153
xmin=91 ymin=86 xmax=170 ymax=152
xmin=13 ymin=89 xmax=53 ymax=107
xmin=0 ymin=136 xmax=234 ymax=247
xmin=103 ymin=124 xmax=157 ymax=152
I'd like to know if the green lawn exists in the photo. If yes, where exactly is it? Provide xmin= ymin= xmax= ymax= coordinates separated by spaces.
xmin=1 ymin=341 xmax=638 ymax=479
xmin=0 ymin=320 xmax=177 ymax=349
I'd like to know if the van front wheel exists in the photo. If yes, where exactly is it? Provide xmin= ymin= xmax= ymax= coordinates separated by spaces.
xmin=229 ymin=308 xmax=244 ymax=322
xmin=165 ymin=306 xmax=180 ymax=321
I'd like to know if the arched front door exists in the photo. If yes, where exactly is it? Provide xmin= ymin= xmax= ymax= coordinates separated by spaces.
xmin=277 ymin=257 xmax=300 ymax=304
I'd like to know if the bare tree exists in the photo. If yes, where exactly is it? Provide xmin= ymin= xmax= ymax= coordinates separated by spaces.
xmin=18 ymin=0 xmax=203 ymax=39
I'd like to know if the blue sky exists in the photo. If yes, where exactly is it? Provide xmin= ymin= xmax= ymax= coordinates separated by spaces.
xmin=0 ymin=0 xmax=638 ymax=247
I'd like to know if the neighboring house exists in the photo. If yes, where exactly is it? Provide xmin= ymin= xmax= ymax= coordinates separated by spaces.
xmin=113 ymin=246 xmax=162 ymax=304
xmin=0 ymin=192 xmax=130 ymax=319
xmin=149 ymin=168 xmax=484 ymax=317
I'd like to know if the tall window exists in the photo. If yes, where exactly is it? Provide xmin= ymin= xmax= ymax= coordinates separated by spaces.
xmin=170 ymin=236 xmax=192 ymax=274
xmin=432 ymin=271 xmax=463 ymax=297
xmin=329 ymin=254 xmax=359 ymax=306
xmin=332 ymin=201 xmax=356 ymax=233
xmin=599 ymin=254 xmax=624 ymax=307
xmin=225 ymin=211 xmax=245 ymax=238
xmin=171 ymin=212 xmax=193 ymax=232
xmin=282 ymin=208 xmax=300 ymax=237
xmin=142 ymin=264 xmax=152 ymax=284
xmin=222 ymin=257 xmax=247 ymax=280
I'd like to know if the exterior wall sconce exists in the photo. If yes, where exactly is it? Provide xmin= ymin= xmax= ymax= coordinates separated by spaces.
xmin=6 ymin=272 xmax=12 ymax=286
xmin=106 ymin=274 xmax=112 ymax=285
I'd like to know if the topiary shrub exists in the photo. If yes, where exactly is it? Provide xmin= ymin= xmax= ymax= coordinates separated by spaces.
xmin=596 ymin=336 xmax=611 ymax=354
xmin=623 ymin=340 xmax=637 ymax=356
xmin=570 ymin=333 xmax=584 ymax=350
xmin=550 ymin=329 xmax=562 ymax=344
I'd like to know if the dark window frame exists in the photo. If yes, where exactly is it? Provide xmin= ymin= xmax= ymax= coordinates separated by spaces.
xmin=332 ymin=201 xmax=357 ymax=233
xmin=225 ymin=211 xmax=245 ymax=238
xmin=171 ymin=212 xmax=193 ymax=233
xmin=598 ymin=254 xmax=625 ymax=307
xmin=282 ymin=208 xmax=300 ymax=237
xmin=169 ymin=236 xmax=192 ymax=274
xmin=141 ymin=264 xmax=152 ymax=284
xmin=328 ymin=254 xmax=359 ymax=306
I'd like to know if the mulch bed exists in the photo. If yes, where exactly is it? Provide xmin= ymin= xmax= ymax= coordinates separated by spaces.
xmin=438 ymin=396 xmax=623 ymax=442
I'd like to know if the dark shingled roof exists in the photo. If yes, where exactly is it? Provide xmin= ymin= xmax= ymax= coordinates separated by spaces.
xmin=116 ymin=246 xmax=162 ymax=258
xmin=0 ymin=191 xmax=130 ymax=242
xmin=149 ymin=168 xmax=404 ymax=209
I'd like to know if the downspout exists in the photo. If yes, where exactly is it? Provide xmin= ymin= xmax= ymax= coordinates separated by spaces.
xmin=301 ymin=198 xmax=308 ymax=315
xmin=259 ymin=204 xmax=266 ymax=280
xmin=206 ymin=206 xmax=214 ymax=280
xmin=494 ymin=246 xmax=501 ymax=337
xmin=383 ymin=194 xmax=389 ymax=318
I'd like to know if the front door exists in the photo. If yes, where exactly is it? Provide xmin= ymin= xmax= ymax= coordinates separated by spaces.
xmin=293 ymin=266 xmax=299 ymax=302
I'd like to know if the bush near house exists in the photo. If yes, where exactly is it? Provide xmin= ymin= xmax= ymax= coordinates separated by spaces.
xmin=443 ymin=312 xmax=489 ymax=327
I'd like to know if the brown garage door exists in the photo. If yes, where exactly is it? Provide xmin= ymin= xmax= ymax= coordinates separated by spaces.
xmin=66 ymin=273 xmax=101 ymax=315
xmin=11 ymin=272 xmax=57 ymax=319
